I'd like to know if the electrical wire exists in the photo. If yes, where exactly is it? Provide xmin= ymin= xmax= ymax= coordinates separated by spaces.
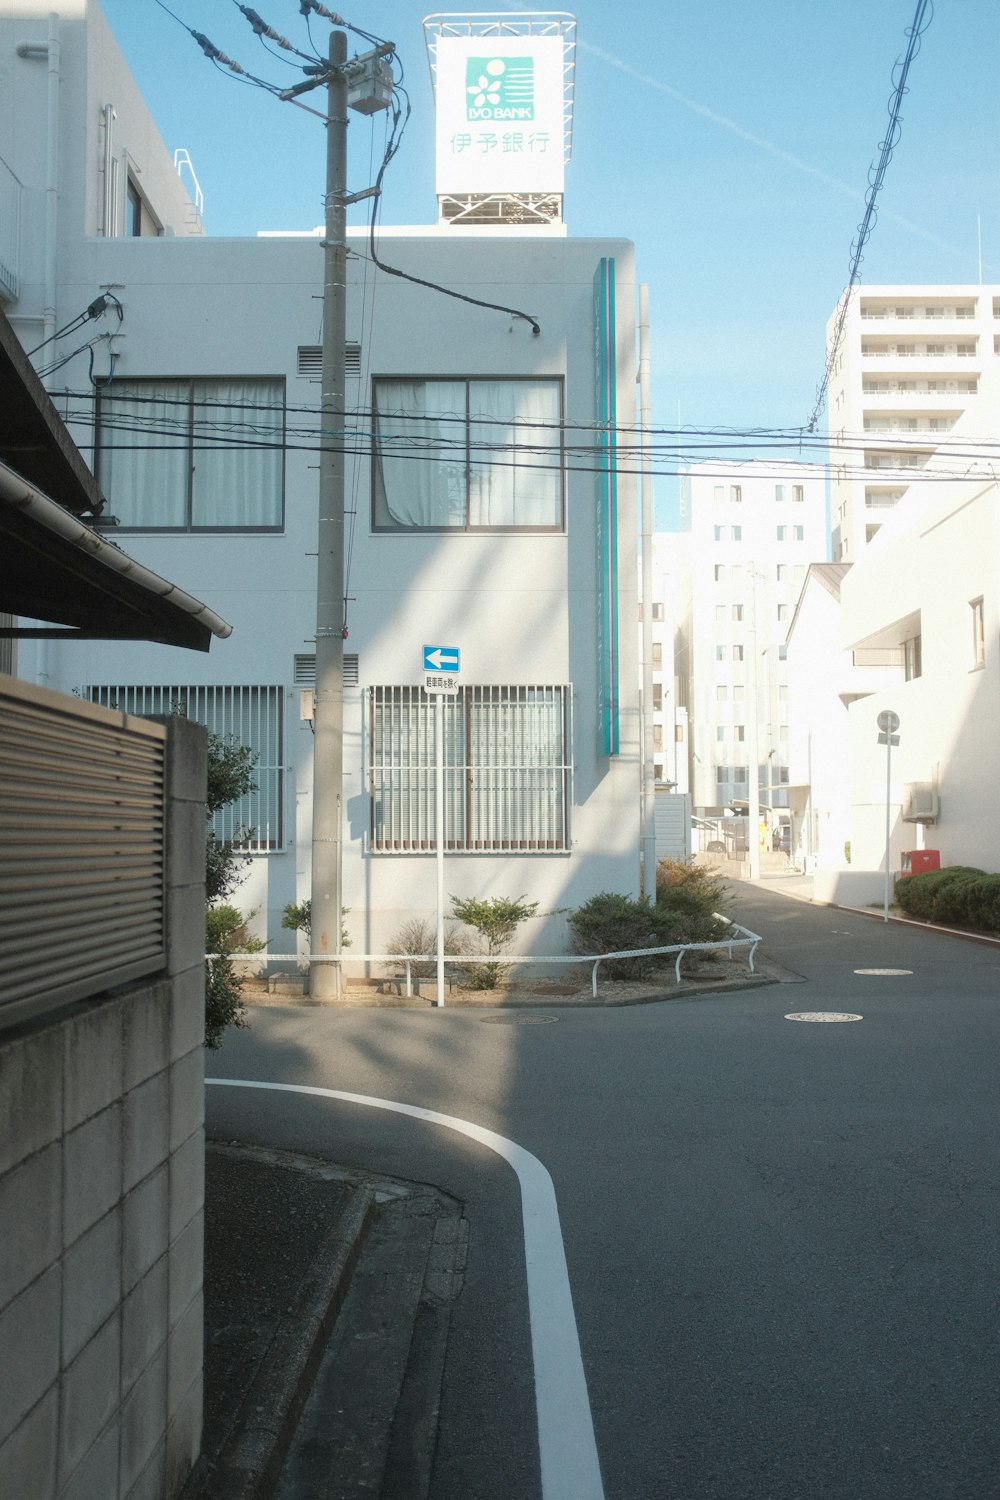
xmin=26 ymin=292 xmax=123 ymax=357
xmin=808 ymin=0 xmax=934 ymax=431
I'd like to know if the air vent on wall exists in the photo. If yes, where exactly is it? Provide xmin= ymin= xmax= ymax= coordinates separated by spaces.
xmin=297 ymin=344 xmax=361 ymax=379
xmin=902 ymin=782 xmax=939 ymax=823
xmin=294 ymin=653 xmax=358 ymax=686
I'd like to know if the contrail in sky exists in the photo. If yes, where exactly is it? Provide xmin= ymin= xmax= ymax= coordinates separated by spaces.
xmin=579 ymin=39 xmax=986 ymax=270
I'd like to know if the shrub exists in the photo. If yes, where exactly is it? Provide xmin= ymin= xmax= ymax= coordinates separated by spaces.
xmin=386 ymin=917 xmax=470 ymax=979
xmin=206 ymin=904 xmax=265 ymax=957
xmin=895 ymin=866 xmax=985 ymax=923
xmin=280 ymin=900 xmax=351 ymax=948
xmin=568 ymin=892 xmax=697 ymax=978
xmin=656 ymin=858 xmax=730 ymax=933
xmin=450 ymin=895 xmax=540 ymax=989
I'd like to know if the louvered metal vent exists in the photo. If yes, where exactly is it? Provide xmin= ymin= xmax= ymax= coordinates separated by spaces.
xmin=294 ymin=653 xmax=358 ymax=686
xmin=297 ymin=344 xmax=361 ymax=379
xmin=0 ymin=679 xmax=167 ymax=1030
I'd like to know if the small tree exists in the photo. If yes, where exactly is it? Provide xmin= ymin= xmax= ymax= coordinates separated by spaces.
xmin=450 ymin=894 xmax=540 ymax=989
xmin=204 ymin=731 xmax=257 ymax=1049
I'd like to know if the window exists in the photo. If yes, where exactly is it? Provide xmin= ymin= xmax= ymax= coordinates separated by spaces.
xmin=732 ymin=604 xmax=744 ymax=622
xmin=85 ymin=684 xmax=284 ymax=849
xmin=652 ymin=682 xmax=663 ymax=710
xmin=716 ymin=645 xmax=727 ymax=662
xmin=652 ymin=642 xmax=663 ymax=668
xmin=733 ymin=645 xmax=744 ymax=662
xmin=733 ymin=685 xmax=745 ymax=703
xmin=372 ymin=377 xmax=563 ymax=531
xmin=96 ymin=378 xmax=285 ymax=530
xmin=368 ymin=684 xmax=570 ymax=851
xmin=793 ymin=526 xmax=805 ymax=542
xmin=776 ymin=526 xmax=787 ymax=541
xmin=734 ymin=724 xmax=745 ymax=742
xmin=778 ymin=644 xmax=788 ymax=661
xmin=716 ymin=685 xmax=728 ymax=702
xmin=653 ymin=723 xmax=663 ymax=752
xmin=716 ymin=605 xmax=727 ymax=622
xmin=713 ymin=485 xmax=725 ymax=503
xmin=651 ymin=602 xmax=664 ymax=621
xmin=716 ymin=726 xmax=726 ymax=743
xmin=714 ymin=526 xmax=725 ymax=542
xmin=904 ymin=634 xmax=922 ymax=681
xmin=714 ymin=565 xmax=726 ymax=582
xmin=716 ymin=766 xmax=729 ymax=785
xmin=733 ymin=765 xmax=748 ymax=785
xmin=732 ymin=525 xmax=742 ymax=542
xmin=970 ymin=597 xmax=985 ymax=669
xmin=124 ymin=173 xmax=160 ymax=238
xmin=777 ymin=604 xmax=788 ymax=622
xmin=775 ymin=485 xmax=785 ymax=503
xmin=730 ymin=485 xmax=742 ymax=503
xmin=776 ymin=564 xmax=788 ymax=583
xmin=792 ymin=485 xmax=804 ymax=503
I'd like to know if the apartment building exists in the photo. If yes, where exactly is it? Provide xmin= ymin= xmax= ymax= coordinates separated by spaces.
xmin=675 ymin=461 xmax=827 ymax=819
xmin=827 ymin=284 xmax=1000 ymax=561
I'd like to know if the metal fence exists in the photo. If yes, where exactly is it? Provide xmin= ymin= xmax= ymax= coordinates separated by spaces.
xmin=1 ymin=678 xmax=167 ymax=1029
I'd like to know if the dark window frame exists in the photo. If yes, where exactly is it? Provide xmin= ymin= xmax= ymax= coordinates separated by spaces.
xmin=95 ymin=375 xmax=287 ymax=533
xmin=371 ymin=374 xmax=565 ymax=534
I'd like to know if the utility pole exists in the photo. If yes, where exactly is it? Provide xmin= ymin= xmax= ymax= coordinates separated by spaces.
xmin=281 ymin=32 xmax=393 ymax=1000
xmin=310 ymin=29 xmax=348 ymax=1001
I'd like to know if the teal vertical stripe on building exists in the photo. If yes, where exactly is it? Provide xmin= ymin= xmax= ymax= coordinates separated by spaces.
xmin=594 ymin=257 xmax=619 ymax=756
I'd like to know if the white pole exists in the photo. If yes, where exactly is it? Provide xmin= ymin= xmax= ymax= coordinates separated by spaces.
xmin=435 ymin=692 xmax=445 ymax=1007
xmin=883 ymin=731 xmax=892 ymax=922
xmin=638 ymin=284 xmax=656 ymax=899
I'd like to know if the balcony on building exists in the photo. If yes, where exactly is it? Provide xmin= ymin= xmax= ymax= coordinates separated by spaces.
xmin=859 ymin=297 xmax=978 ymax=323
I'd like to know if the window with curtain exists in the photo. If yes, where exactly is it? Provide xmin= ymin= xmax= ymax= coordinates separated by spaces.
xmin=368 ymin=684 xmax=571 ymax=851
xmin=372 ymin=377 xmax=563 ymax=531
xmin=95 ymin=377 xmax=285 ymax=530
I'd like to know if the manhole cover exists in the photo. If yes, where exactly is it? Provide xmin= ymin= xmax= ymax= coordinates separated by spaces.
xmin=478 ymin=1014 xmax=558 ymax=1025
xmin=785 ymin=1012 xmax=863 ymax=1023
xmin=854 ymin=968 xmax=912 ymax=976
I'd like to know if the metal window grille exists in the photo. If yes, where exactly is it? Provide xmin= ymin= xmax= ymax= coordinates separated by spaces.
xmin=85 ymin=684 xmax=284 ymax=850
xmin=368 ymin=685 xmax=571 ymax=853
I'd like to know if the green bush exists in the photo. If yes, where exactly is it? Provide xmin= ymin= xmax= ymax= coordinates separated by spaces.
xmin=894 ymin=866 xmax=985 ymax=924
xmin=568 ymin=892 xmax=703 ymax=978
xmin=450 ymin=895 xmax=540 ymax=988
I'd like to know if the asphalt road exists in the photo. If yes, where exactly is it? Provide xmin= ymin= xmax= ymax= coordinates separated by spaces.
xmin=206 ymin=882 xmax=1000 ymax=1500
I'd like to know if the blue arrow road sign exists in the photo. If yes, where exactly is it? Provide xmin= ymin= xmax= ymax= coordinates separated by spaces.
xmin=423 ymin=645 xmax=460 ymax=673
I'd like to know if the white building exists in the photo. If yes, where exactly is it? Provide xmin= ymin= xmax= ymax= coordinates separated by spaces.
xmin=827 ymin=284 xmax=1000 ymax=562
xmin=787 ymin=354 xmax=1000 ymax=900
xmin=2 ymin=2 xmax=643 ymax=968
xmin=674 ymin=460 xmax=827 ymax=821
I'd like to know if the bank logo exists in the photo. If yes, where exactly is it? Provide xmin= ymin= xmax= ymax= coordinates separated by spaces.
xmin=465 ymin=56 xmax=535 ymax=121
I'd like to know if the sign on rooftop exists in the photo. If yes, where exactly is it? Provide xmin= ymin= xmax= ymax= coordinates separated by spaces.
xmin=432 ymin=33 xmax=566 ymax=198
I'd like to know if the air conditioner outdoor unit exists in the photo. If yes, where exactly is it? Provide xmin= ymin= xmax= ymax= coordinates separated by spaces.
xmin=902 ymin=782 xmax=939 ymax=823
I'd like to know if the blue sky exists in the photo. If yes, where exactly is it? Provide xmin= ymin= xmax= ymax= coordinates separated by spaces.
xmin=100 ymin=0 xmax=1000 ymax=526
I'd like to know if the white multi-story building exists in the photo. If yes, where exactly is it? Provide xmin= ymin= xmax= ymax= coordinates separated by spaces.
xmin=827 ymin=284 xmax=1000 ymax=562
xmin=675 ymin=461 xmax=827 ymax=819
xmin=1 ymin=2 xmax=643 ymax=970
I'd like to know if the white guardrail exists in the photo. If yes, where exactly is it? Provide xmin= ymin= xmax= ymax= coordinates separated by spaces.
xmin=209 ymin=916 xmax=762 ymax=999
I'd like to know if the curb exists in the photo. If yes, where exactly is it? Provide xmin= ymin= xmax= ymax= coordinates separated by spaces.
xmin=185 ymin=1175 xmax=376 ymax=1500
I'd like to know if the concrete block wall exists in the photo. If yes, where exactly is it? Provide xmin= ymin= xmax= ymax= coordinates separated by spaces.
xmin=0 ymin=716 xmax=207 ymax=1500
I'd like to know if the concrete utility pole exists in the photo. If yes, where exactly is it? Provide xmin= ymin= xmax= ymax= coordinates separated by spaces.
xmin=638 ymin=285 xmax=656 ymax=900
xmin=281 ymin=32 xmax=392 ymax=1000
xmin=310 ymin=29 xmax=349 ymax=1001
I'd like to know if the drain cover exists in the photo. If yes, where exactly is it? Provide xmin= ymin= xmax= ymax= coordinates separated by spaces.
xmin=785 ymin=1012 xmax=863 ymax=1023
xmin=854 ymin=968 xmax=912 ymax=976
xmin=478 ymin=1014 xmax=558 ymax=1025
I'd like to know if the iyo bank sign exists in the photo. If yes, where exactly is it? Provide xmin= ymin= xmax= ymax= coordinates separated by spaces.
xmin=435 ymin=35 xmax=565 ymax=196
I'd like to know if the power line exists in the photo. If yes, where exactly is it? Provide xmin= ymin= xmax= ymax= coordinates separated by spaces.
xmin=808 ymin=0 xmax=934 ymax=431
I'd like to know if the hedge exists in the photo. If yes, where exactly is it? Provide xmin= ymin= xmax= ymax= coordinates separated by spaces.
xmin=894 ymin=866 xmax=1000 ymax=931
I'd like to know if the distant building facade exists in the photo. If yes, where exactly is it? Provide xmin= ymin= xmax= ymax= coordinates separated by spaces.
xmin=827 ymin=284 xmax=1000 ymax=562
xmin=675 ymin=460 xmax=827 ymax=819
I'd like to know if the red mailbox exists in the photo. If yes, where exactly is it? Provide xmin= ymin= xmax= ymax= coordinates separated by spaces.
xmin=902 ymin=849 xmax=940 ymax=874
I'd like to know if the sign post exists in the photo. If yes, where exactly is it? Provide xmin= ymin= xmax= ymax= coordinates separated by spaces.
xmin=423 ymin=647 xmax=460 ymax=1006
xmin=877 ymin=710 xmax=900 ymax=923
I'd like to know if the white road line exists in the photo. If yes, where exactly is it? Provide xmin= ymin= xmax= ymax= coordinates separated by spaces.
xmin=206 ymin=1078 xmax=606 ymax=1500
